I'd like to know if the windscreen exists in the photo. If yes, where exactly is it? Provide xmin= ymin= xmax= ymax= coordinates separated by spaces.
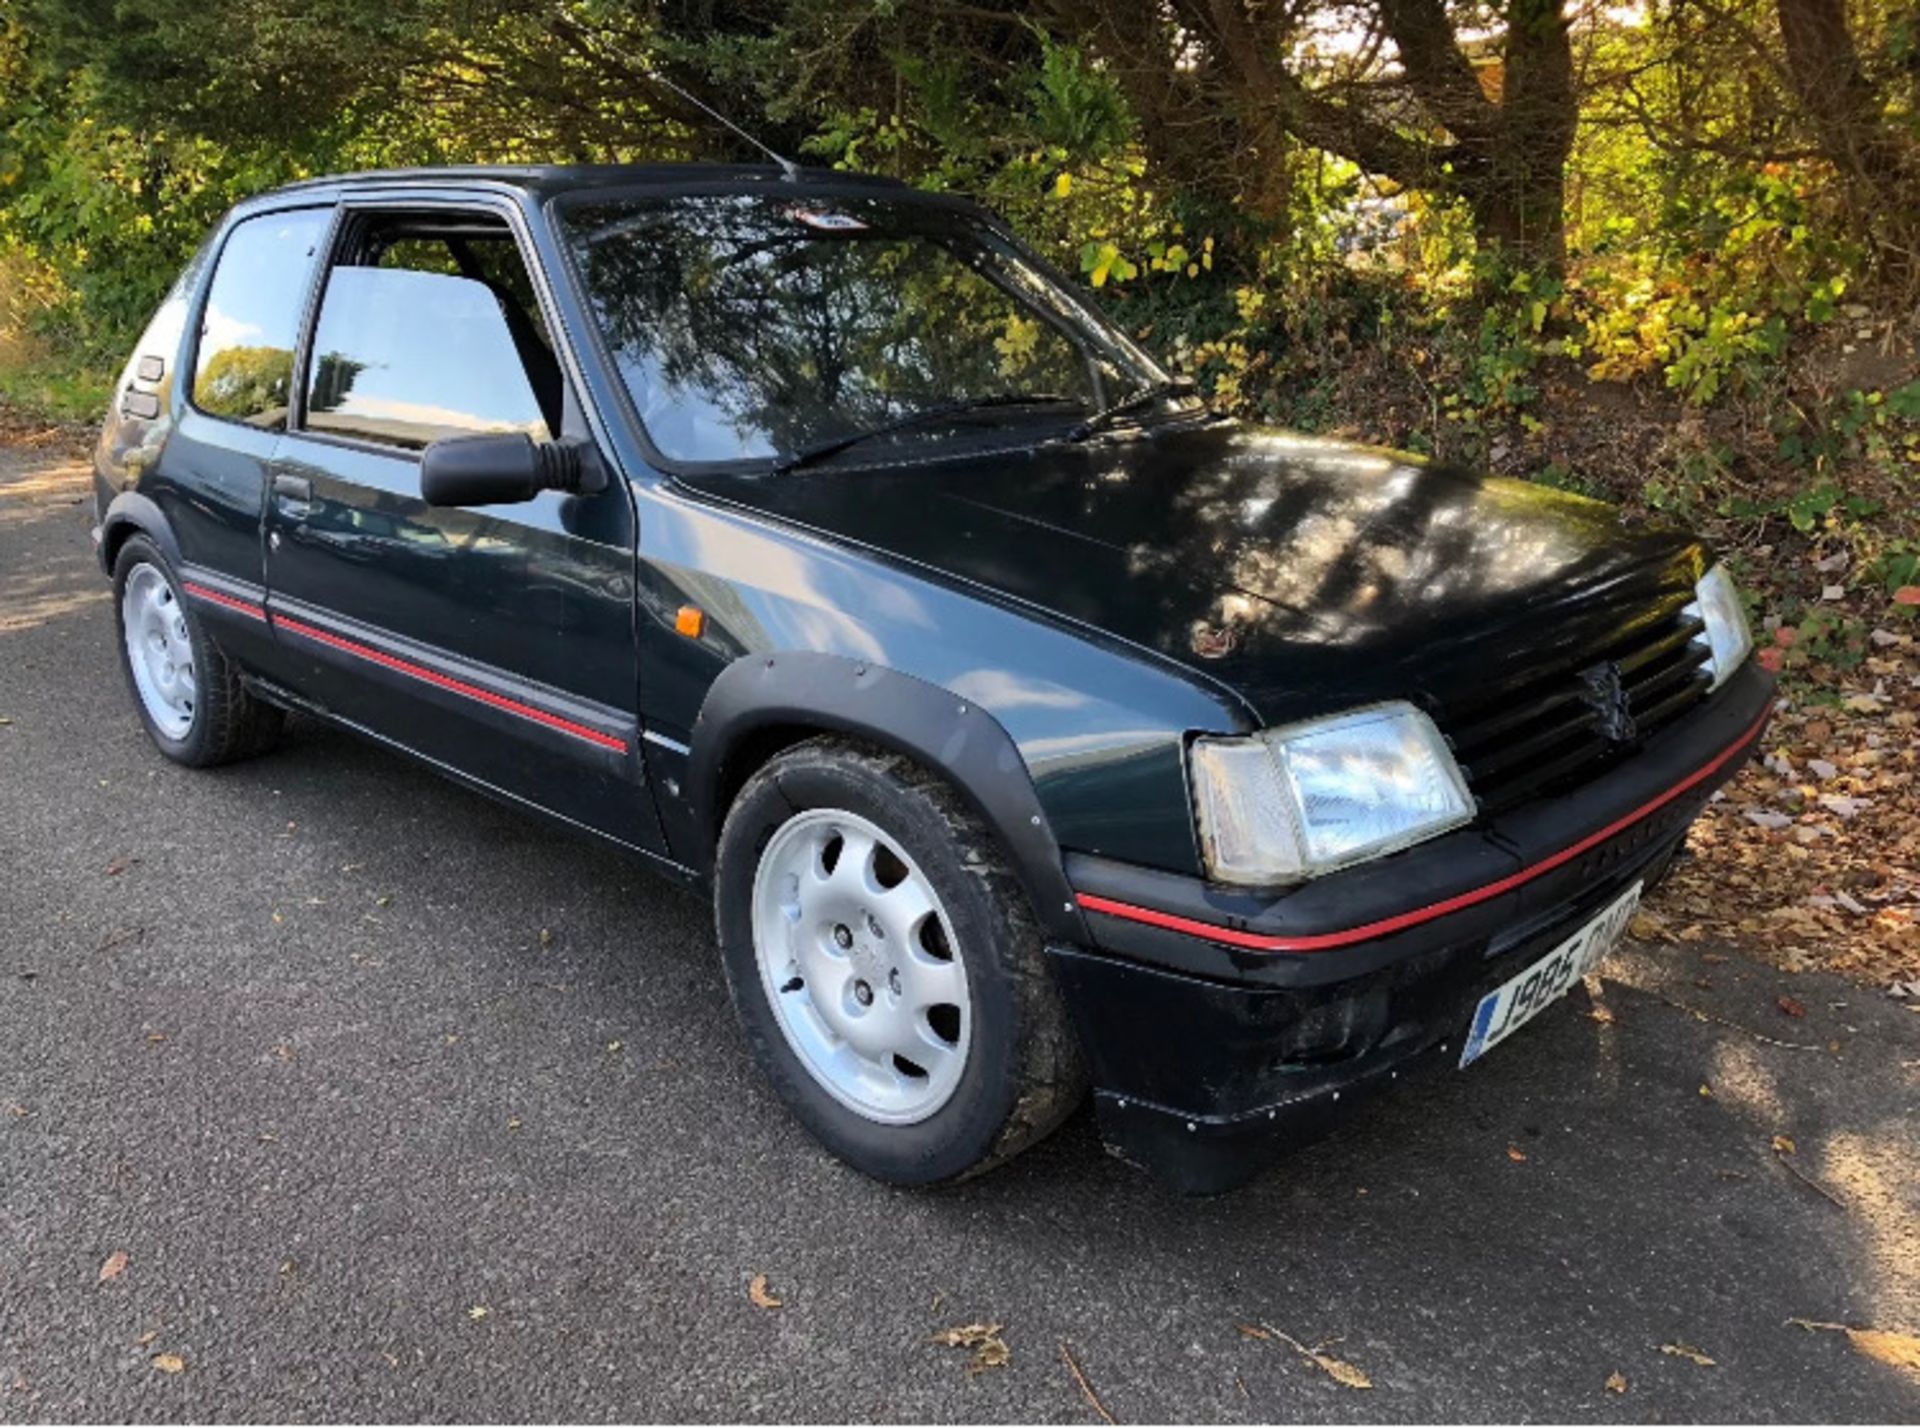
xmin=558 ymin=193 xmax=1162 ymax=465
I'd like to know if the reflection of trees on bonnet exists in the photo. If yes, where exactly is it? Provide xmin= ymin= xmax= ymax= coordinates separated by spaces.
xmin=1125 ymin=431 xmax=1613 ymax=650
xmin=566 ymin=196 xmax=1091 ymax=459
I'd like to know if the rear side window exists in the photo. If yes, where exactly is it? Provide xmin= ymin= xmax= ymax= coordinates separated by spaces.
xmin=191 ymin=208 xmax=329 ymax=427
xmin=299 ymin=212 xmax=557 ymax=451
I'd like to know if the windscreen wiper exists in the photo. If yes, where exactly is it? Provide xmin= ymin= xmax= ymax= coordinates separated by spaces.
xmin=1067 ymin=377 xmax=1201 ymax=442
xmin=772 ymin=393 xmax=1078 ymax=474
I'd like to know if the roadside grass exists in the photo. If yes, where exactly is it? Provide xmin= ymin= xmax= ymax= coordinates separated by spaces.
xmin=0 ymin=357 xmax=113 ymax=425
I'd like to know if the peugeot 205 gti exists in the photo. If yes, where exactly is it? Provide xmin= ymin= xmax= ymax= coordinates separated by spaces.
xmin=93 ymin=164 xmax=1772 ymax=1192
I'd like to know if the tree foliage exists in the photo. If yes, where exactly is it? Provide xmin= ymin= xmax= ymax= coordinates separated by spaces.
xmin=3 ymin=0 xmax=1917 ymax=497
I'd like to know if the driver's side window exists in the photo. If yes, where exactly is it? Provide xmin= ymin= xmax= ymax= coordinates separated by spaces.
xmin=300 ymin=213 xmax=563 ymax=452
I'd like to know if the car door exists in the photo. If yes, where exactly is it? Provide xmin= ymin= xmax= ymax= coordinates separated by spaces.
xmin=262 ymin=194 xmax=664 ymax=854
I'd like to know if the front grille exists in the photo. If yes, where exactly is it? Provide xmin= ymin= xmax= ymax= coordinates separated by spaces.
xmin=1445 ymin=596 xmax=1714 ymax=813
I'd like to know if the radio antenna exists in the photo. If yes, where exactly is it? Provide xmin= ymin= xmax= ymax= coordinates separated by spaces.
xmin=641 ymin=66 xmax=803 ymax=182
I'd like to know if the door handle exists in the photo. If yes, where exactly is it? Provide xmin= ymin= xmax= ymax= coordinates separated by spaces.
xmin=273 ymin=474 xmax=314 ymax=503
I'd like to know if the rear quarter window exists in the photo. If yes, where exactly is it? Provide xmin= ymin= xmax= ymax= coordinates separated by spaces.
xmin=191 ymin=208 xmax=330 ymax=427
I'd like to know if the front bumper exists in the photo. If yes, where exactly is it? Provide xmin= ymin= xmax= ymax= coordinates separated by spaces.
xmin=1045 ymin=660 xmax=1775 ymax=1193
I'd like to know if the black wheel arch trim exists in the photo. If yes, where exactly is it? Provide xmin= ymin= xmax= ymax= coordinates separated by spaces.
xmin=686 ymin=651 xmax=1091 ymax=945
xmin=98 ymin=491 xmax=184 ymax=574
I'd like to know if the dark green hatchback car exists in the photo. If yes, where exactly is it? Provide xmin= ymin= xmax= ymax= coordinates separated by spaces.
xmin=94 ymin=164 xmax=1774 ymax=1192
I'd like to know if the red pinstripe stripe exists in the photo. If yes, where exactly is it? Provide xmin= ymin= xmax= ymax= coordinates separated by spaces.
xmin=272 ymin=614 xmax=629 ymax=754
xmin=1078 ymin=703 xmax=1772 ymax=954
xmin=181 ymin=582 xmax=267 ymax=621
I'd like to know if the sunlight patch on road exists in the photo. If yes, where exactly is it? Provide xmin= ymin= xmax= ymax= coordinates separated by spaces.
xmin=1821 ymin=1128 xmax=1920 ymax=1317
xmin=0 ymin=456 xmax=92 ymax=530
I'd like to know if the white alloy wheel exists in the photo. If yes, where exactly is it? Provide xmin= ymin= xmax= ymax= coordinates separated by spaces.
xmin=122 ymin=564 xmax=196 ymax=740
xmin=750 ymin=807 xmax=971 ymax=1124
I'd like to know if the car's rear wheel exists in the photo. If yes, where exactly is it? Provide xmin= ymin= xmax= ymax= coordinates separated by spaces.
xmin=715 ymin=739 xmax=1084 ymax=1184
xmin=111 ymin=536 xmax=283 ymax=766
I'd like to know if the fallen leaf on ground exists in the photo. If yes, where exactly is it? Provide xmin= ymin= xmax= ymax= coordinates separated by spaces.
xmin=1588 ymin=1004 xmax=1616 ymax=1024
xmin=1661 ymin=1342 xmax=1716 ymax=1367
xmin=1312 ymin=1353 xmax=1372 ymax=1389
xmin=1256 ymin=1324 xmax=1373 ymax=1390
xmin=1606 ymin=1372 xmax=1628 ymax=1393
xmin=930 ymin=1322 xmax=1010 ymax=1373
xmin=748 ymin=1274 xmax=782 ymax=1309
xmin=150 ymin=1354 xmax=185 ymax=1374
xmin=104 ymin=856 xmax=139 ymax=877
xmin=134 ymin=1330 xmax=158 ymax=1347
xmin=1773 ymin=1135 xmax=1797 ymax=1154
xmin=98 ymin=1250 xmax=128 ymax=1283
xmin=1778 ymin=995 xmax=1807 ymax=1018
xmin=1507 ymin=1145 xmax=1528 ymax=1163
xmin=467 ymin=1306 xmax=488 ymax=1320
xmin=1699 ymin=1083 xmax=1714 ymax=1098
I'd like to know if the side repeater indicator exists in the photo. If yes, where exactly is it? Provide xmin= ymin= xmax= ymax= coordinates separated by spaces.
xmin=675 ymin=605 xmax=705 ymax=638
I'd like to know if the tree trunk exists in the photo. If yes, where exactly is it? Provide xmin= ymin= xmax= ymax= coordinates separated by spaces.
xmin=1080 ymin=0 xmax=1580 ymax=269
xmin=1775 ymin=0 xmax=1920 ymax=269
xmin=1464 ymin=163 xmax=1570 ymax=271
xmin=1466 ymin=0 xmax=1577 ymax=270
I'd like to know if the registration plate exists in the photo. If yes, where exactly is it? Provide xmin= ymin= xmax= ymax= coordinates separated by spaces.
xmin=1459 ymin=881 xmax=1642 ymax=1069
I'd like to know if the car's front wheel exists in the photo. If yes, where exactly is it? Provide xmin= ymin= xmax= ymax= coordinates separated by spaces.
xmin=715 ymin=739 xmax=1084 ymax=1184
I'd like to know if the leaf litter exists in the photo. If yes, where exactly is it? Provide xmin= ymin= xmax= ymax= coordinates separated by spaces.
xmin=748 ymin=1274 xmax=782 ymax=1310
xmin=1641 ymin=607 xmax=1919 ymax=991
xmin=1660 ymin=1342 xmax=1716 ymax=1367
xmin=1242 ymin=1322 xmax=1373 ymax=1389
xmin=929 ymin=1322 xmax=1010 ymax=1373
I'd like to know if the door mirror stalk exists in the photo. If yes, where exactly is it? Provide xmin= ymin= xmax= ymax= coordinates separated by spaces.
xmin=420 ymin=434 xmax=605 ymax=507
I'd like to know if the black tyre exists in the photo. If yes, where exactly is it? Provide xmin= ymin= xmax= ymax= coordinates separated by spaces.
xmin=111 ymin=535 xmax=283 ymax=766
xmin=714 ymin=738 xmax=1085 ymax=1184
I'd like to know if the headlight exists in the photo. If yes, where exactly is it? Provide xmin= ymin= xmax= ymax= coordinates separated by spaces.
xmin=1688 ymin=563 xmax=1753 ymax=689
xmin=1190 ymin=702 xmax=1474 ymax=886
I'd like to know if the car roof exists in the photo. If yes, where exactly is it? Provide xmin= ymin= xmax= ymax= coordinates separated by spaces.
xmin=264 ymin=162 xmax=918 ymax=203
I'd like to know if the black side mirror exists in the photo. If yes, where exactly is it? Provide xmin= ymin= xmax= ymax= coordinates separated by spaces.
xmin=420 ymin=433 xmax=605 ymax=506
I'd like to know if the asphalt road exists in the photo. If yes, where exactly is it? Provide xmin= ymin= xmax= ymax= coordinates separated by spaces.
xmin=3 ymin=439 xmax=1917 ymax=1422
